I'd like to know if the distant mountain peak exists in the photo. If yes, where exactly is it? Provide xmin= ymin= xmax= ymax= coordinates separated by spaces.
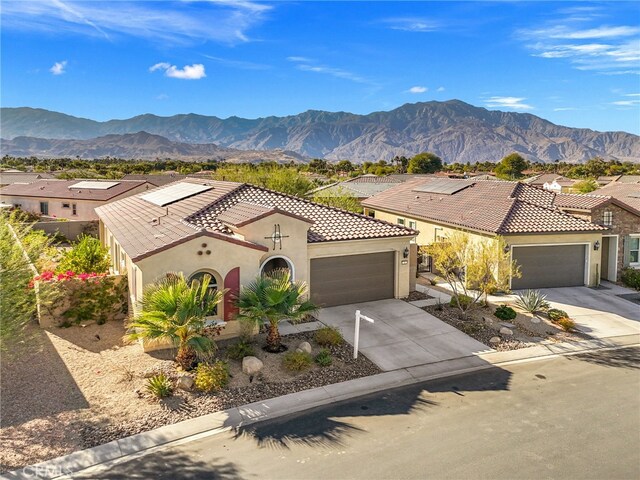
xmin=1 ymin=101 xmax=638 ymax=163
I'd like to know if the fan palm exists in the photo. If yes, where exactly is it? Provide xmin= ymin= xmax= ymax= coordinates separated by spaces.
xmin=126 ymin=272 xmax=225 ymax=370
xmin=236 ymin=269 xmax=317 ymax=352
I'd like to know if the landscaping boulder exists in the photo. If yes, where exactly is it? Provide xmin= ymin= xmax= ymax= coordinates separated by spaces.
xmin=242 ymin=356 xmax=264 ymax=376
xmin=483 ymin=316 xmax=493 ymax=325
xmin=499 ymin=327 xmax=514 ymax=336
xmin=177 ymin=375 xmax=194 ymax=391
xmin=489 ymin=336 xmax=501 ymax=345
xmin=530 ymin=316 xmax=541 ymax=324
xmin=500 ymin=322 xmax=516 ymax=329
xmin=296 ymin=341 xmax=312 ymax=354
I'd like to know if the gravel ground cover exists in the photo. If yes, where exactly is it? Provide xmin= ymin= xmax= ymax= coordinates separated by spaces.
xmin=0 ymin=323 xmax=379 ymax=473
xmin=402 ymin=290 xmax=433 ymax=302
xmin=422 ymin=304 xmax=590 ymax=351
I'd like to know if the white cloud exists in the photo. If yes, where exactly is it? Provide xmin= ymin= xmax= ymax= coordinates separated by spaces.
xmin=484 ymin=96 xmax=534 ymax=110
xmin=49 ymin=60 xmax=67 ymax=75
xmin=156 ymin=93 xmax=169 ymax=100
xmin=287 ymin=56 xmax=371 ymax=84
xmin=1 ymin=0 xmax=271 ymax=45
xmin=519 ymin=12 xmax=640 ymax=75
xmin=380 ymin=17 xmax=441 ymax=32
xmin=553 ymin=107 xmax=579 ymax=111
xmin=407 ymin=86 xmax=427 ymax=94
xmin=611 ymin=100 xmax=640 ymax=106
xmin=437 ymin=86 xmax=445 ymax=92
xmin=150 ymin=63 xmax=206 ymax=80
xmin=203 ymin=55 xmax=270 ymax=70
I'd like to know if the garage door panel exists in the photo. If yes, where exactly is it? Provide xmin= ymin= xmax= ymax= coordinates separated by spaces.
xmin=512 ymin=244 xmax=586 ymax=289
xmin=311 ymin=252 xmax=395 ymax=307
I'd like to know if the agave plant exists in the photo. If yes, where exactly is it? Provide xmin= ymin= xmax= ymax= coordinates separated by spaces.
xmin=514 ymin=289 xmax=550 ymax=314
xmin=236 ymin=269 xmax=317 ymax=352
xmin=126 ymin=272 xmax=225 ymax=370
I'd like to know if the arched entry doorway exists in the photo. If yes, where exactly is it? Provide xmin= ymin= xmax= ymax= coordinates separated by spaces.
xmin=260 ymin=256 xmax=294 ymax=279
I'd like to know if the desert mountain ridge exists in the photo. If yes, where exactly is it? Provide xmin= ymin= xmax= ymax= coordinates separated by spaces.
xmin=1 ymin=100 xmax=638 ymax=163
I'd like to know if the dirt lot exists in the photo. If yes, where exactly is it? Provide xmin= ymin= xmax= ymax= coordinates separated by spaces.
xmin=0 ymin=320 xmax=377 ymax=473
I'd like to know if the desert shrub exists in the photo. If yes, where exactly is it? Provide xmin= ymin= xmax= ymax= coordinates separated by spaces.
xmin=449 ymin=294 xmax=473 ymax=310
xmin=315 ymin=326 xmax=343 ymax=346
xmin=57 ymin=234 xmax=110 ymax=274
xmin=226 ymin=340 xmax=255 ymax=360
xmin=556 ymin=317 xmax=576 ymax=332
xmin=514 ymin=289 xmax=550 ymax=313
xmin=194 ymin=361 xmax=229 ymax=392
xmin=314 ymin=348 xmax=333 ymax=367
xmin=621 ymin=268 xmax=640 ymax=291
xmin=146 ymin=373 xmax=173 ymax=398
xmin=494 ymin=305 xmax=517 ymax=321
xmin=282 ymin=351 xmax=313 ymax=372
xmin=547 ymin=308 xmax=569 ymax=322
xmin=460 ymin=322 xmax=481 ymax=335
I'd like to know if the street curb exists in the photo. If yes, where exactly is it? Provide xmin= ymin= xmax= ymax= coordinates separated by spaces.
xmin=4 ymin=333 xmax=639 ymax=480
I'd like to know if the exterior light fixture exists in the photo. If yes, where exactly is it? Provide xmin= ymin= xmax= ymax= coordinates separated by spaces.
xmin=403 ymin=247 xmax=410 ymax=258
xmin=594 ymin=241 xmax=600 ymax=251
xmin=503 ymin=244 xmax=510 ymax=254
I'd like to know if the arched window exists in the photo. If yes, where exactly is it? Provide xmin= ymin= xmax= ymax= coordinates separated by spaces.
xmin=188 ymin=271 xmax=220 ymax=317
xmin=260 ymin=256 xmax=295 ymax=280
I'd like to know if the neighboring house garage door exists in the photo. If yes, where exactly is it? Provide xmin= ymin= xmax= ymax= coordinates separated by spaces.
xmin=512 ymin=244 xmax=586 ymax=289
xmin=310 ymin=252 xmax=395 ymax=307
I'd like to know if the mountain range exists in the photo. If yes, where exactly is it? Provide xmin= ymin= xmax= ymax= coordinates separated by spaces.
xmin=2 ymin=100 xmax=638 ymax=163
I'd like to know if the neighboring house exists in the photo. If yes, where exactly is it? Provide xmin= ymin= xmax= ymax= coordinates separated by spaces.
xmin=96 ymin=179 xmax=415 ymax=340
xmin=0 ymin=179 xmax=151 ymax=220
xmin=362 ymin=178 xmax=607 ymax=290
xmin=596 ymin=175 xmax=640 ymax=186
xmin=0 ymin=171 xmax=55 ymax=187
xmin=555 ymin=183 xmax=640 ymax=281
xmin=122 ymin=173 xmax=188 ymax=187
xmin=310 ymin=174 xmax=402 ymax=206
xmin=523 ymin=173 xmax=577 ymax=193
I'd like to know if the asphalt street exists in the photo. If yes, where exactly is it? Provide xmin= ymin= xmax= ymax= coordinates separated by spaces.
xmin=78 ymin=347 xmax=640 ymax=480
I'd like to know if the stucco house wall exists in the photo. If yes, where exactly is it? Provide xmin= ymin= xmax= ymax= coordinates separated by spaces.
xmin=368 ymin=207 xmax=603 ymax=287
xmin=1 ymin=184 xmax=150 ymax=221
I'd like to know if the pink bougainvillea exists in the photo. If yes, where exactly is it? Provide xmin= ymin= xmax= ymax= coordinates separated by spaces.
xmin=29 ymin=270 xmax=106 ymax=288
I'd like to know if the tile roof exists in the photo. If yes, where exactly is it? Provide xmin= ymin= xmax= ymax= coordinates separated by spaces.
xmin=362 ymin=178 xmax=606 ymax=235
xmin=0 ymin=179 xmax=149 ymax=201
xmin=315 ymin=182 xmax=400 ymax=198
xmin=347 ymin=174 xmax=403 ymax=184
xmin=596 ymin=182 xmax=640 ymax=215
xmin=96 ymin=179 xmax=415 ymax=261
xmin=553 ymin=193 xmax=610 ymax=211
xmin=122 ymin=173 xmax=188 ymax=186
xmin=523 ymin=174 xmax=574 ymax=186
xmin=0 ymin=172 xmax=55 ymax=185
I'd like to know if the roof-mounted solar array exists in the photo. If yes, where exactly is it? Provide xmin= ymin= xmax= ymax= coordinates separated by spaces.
xmin=140 ymin=182 xmax=214 ymax=207
xmin=70 ymin=181 xmax=120 ymax=190
xmin=412 ymin=179 xmax=474 ymax=195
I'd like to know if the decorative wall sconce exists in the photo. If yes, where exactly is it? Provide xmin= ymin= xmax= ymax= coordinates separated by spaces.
xmin=403 ymin=247 xmax=409 ymax=258
xmin=593 ymin=241 xmax=600 ymax=251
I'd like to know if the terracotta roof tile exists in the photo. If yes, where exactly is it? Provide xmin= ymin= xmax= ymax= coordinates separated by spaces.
xmin=0 ymin=179 xmax=149 ymax=201
xmin=363 ymin=178 xmax=606 ymax=235
xmin=96 ymin=179 xmax=415 ymax=261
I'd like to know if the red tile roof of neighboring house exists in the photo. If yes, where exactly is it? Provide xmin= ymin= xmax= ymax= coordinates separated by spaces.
xmin=523 ymin=173 xmax=575 ymax=186
xmin=0 ymin=179 xmax=149 ymax=201
xmin=96 ymin=179 xmax=415 ymax=261
xmin=347 ymin=174 xmax=403 ymax=184
xmin=553 ymin=193 xmax=610 ymax=211
xmin=362 ymin=178 xmax=606 ymax=235
xmin=595 ymin=182 xmax=640 ymax=215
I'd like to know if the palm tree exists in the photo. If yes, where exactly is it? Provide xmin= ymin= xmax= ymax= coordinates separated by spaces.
xmin=236 ymin=269 xmax=317 ymax=352
xmin=126 ymin=272 xmax=225 ymax=370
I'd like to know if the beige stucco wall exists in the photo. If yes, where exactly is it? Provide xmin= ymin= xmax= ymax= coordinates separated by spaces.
xmin=1 ymin=184 xmax=150 ymax=221
xmin=368 ymin=207 xmax=603 ymax=287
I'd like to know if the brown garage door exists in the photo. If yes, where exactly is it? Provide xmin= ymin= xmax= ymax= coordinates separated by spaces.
xmin=310 ymin=252 xmax=395 ymax=307
xmin=512 ymin=244 xmax=586 ymax=289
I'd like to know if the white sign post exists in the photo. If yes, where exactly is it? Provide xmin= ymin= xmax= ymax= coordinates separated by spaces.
xmin=354 ymin=309 xmax=375 ymax=359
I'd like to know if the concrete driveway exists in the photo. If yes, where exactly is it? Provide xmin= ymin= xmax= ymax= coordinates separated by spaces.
xmin=316 ymin=299 xmax=491 ymax=371
xmin=536 ymin=283 xmax=640 ymax=339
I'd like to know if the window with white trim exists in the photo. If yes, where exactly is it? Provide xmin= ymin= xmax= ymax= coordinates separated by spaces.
xmin=603 ymin=211 xmax=613 ymax=226
xmin=397 ymin=217 xmax=405 ymax=226
xmin=408 ymin=220 xmax=417 ymax=229
xmin=62 ymin=203 xmax=70 ymax=209
xmin=434 ymin=227 xmax=445 ymax=242
xmin=629 ymin=236 xmax=640 ymax=266
xmin=188 ymin=271 xmax=220 ymax=316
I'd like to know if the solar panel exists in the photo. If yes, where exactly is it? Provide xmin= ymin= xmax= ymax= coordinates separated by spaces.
xmin=140 ymin=182 xmax=214 ymax=206
xmin=412 ymin=179 xmax=474 ymax=195
xmin=70 ymin=181 xmax=120 ymax=190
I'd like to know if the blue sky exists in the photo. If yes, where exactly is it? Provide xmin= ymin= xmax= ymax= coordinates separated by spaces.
xmin=2 ymin=1 xmax=639 ymax=134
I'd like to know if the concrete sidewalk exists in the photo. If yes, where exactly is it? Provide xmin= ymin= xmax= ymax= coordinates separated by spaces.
xmin=7 ymin=332 xmax=638 ymax=480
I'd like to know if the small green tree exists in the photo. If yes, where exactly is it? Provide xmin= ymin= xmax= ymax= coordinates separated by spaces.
xmin=57 ymin=234 xmax=111 ymax=274
xmin=426 ymin=232 xmax=520 ymax=316
xmin=573 ymin=179 xmax=598 ymax=193
xmin=313 ymin=186 xmax=362 ymax=213
xmin=407 ymin=152 xmax=443 ymax=174
xmin=495 ymin=153 xmax=527 ymax=180
xmin=126 ymin=272 xmax=225 ymax=369
xmin=236 ymin=269 xmax=317 ymax=352
xmin=0 ymin=214 xmax=52 ymax=352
